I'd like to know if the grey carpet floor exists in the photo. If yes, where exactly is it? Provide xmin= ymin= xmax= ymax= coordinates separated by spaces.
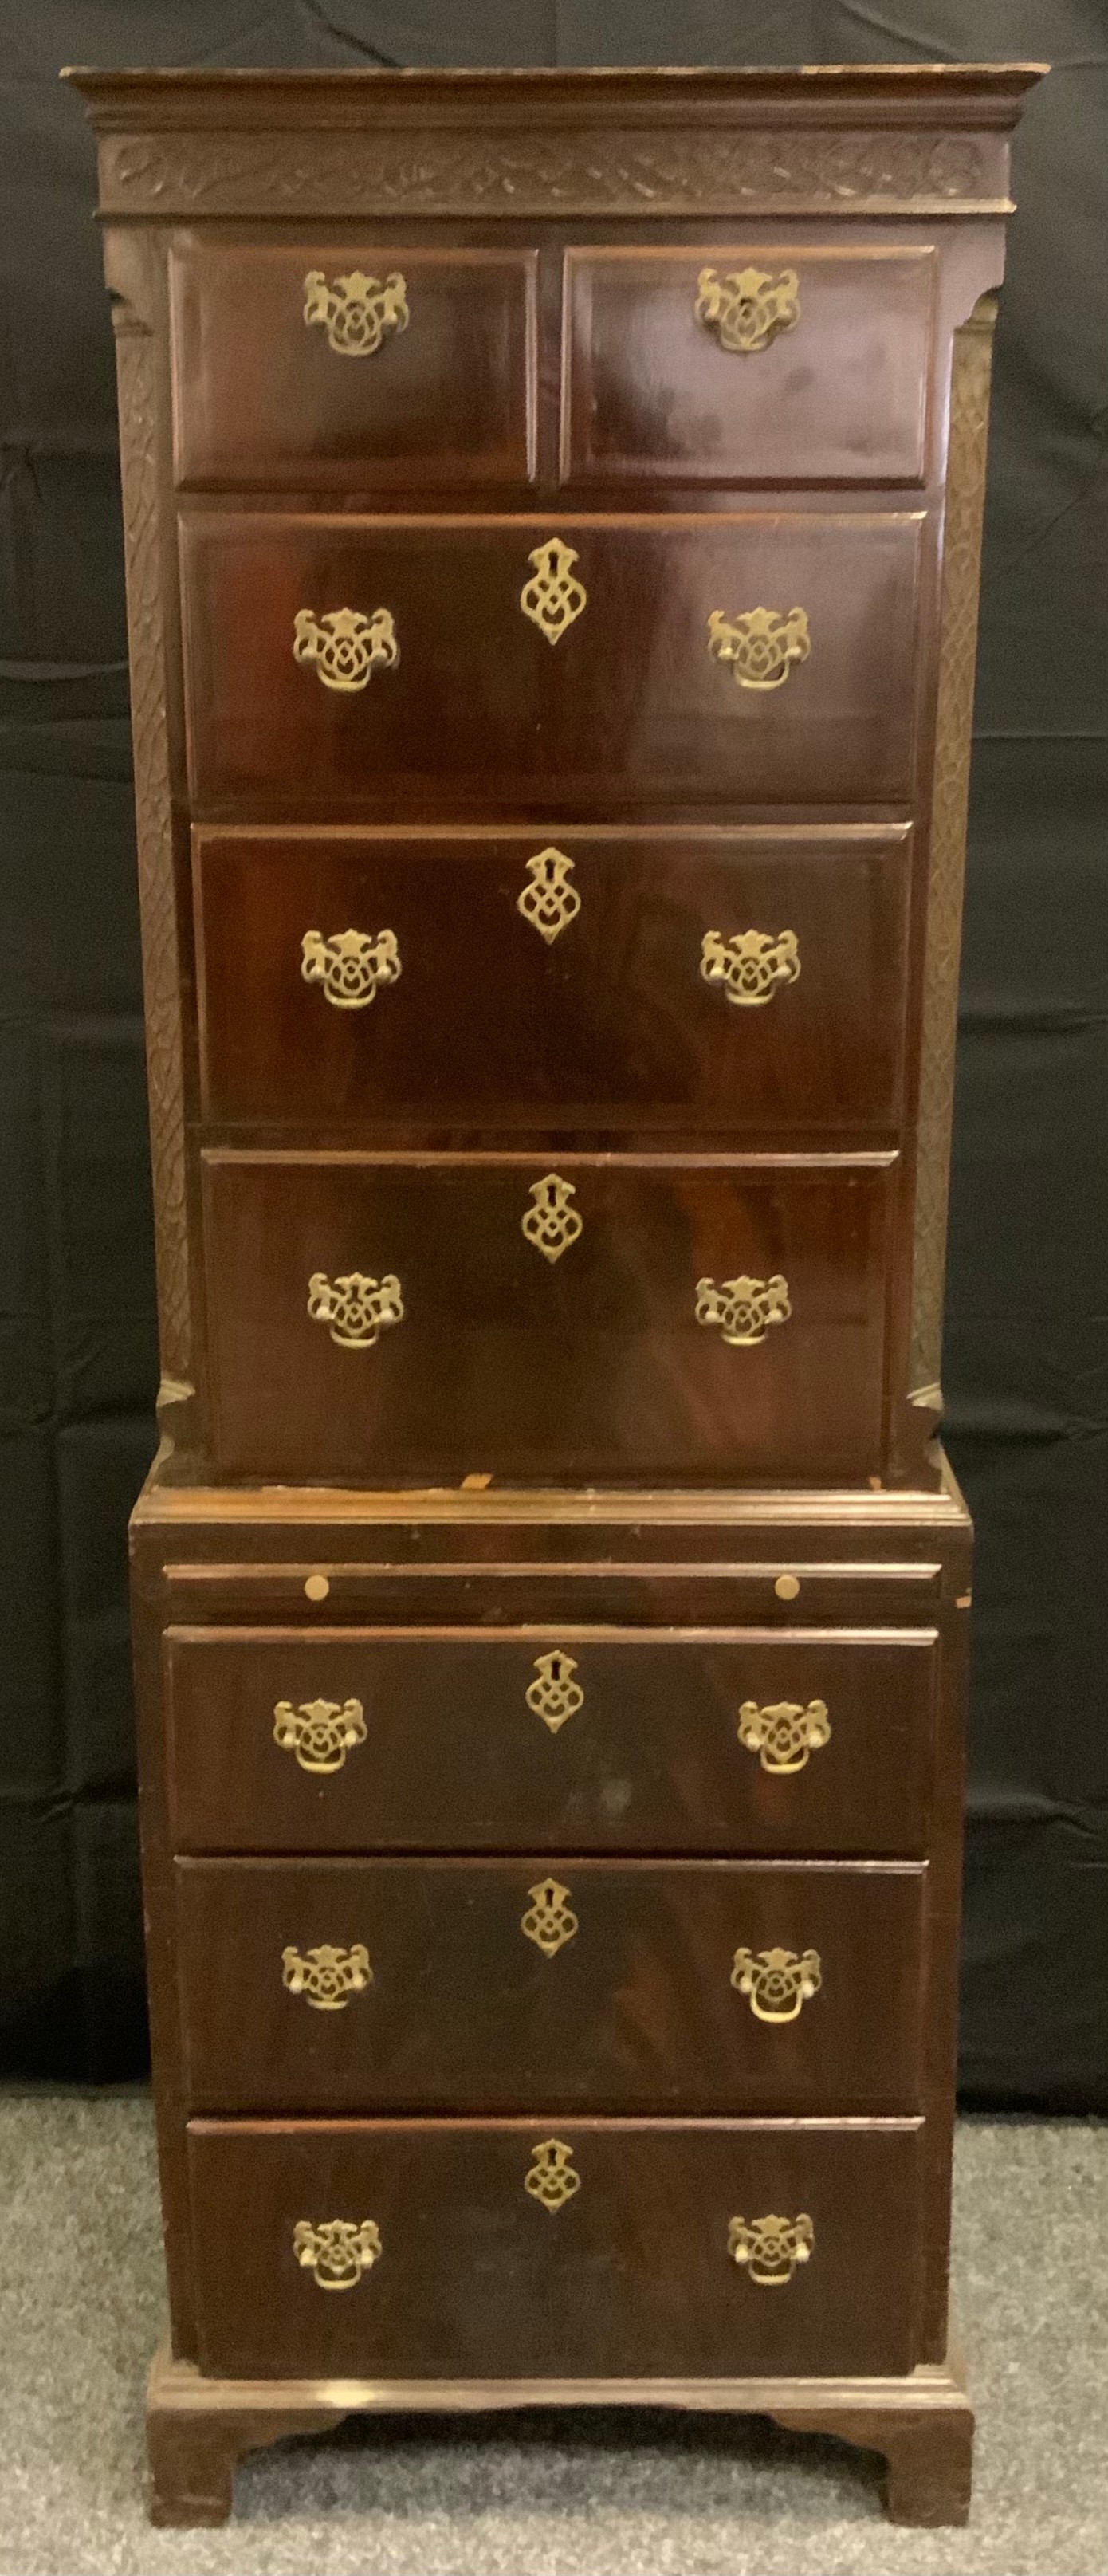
xmin=0 ymin=2096 xmax=1104 ymax=2575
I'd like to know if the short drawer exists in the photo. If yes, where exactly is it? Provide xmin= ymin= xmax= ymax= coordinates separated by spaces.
xmin=201 ymin=1150 xmax=894 ymax=1484
xmin=194 ymin=825 xmax=912 ymax=1136
xmin=180 ymin=511 xmax=924 ymax=811
xmin=167 ymin=1626 xmax=937 ymax=1857
xmin=175 ymin=1857 xmax=925 ymax=2114
xmin=561 ymin=245 xmax=935 ymax=487
xmin=187 ymin=2116 xmax=925 ymax=2380
xmin=170 ymin=244 xmax=537 ymax=489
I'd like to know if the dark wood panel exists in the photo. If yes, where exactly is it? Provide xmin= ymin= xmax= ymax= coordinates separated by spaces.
xmin=171 ymin=244 xmax=538 ymax=489
xmin=167 ymin=1625 xmax=937 ymax=1857
xmin=194 ymin=826 xmax=912 ymax=1135
xmin=200 ymin=1152 xmax=894 ymax=1483
xmin=187 ymin=2116 xmax=925 ymax=2381
xmin=175 ymin=1856 xmax=925 ymax=2113
xmin=562 ymin=246 xmax=934 ymax=486
xmin=179 ymin=513 xmax=924 ymax=812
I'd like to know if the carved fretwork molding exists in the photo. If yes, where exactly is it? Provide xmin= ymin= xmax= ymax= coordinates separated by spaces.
xmin=910 ymin=292 xmax=999 ymax=1403
xmin=112 ymin=309 xmax=191 ymax=1425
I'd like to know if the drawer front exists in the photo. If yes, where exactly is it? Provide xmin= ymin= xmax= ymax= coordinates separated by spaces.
xmin=167 ymin=1626 xmax=937 ymax=1857
xmin=201 ymin=1152 xmax=894 ymax=1483
xmin=180 ymin=513 xmax=923 ymax=810
xmin=187 ymin=2117 xmax=924 ymax=2380
xmin=176 ymin=1857 xmax=924 ymax=2113
xmin=194 ymin=826 xmax=911 ymax=1135
xmin=562 ymin=245 xmax=935 ymax=487
xmin=171 ymin=245 xmax=538 ymax=489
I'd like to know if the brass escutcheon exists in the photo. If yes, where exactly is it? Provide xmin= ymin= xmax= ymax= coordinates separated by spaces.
xmin=730 ymin=1944 xmax=823 ymax=2023
xmin=728 ymin=2212 xmax=814 ymax=2285
xmin=695 ymin=265 xmax=800 ymax=354
xmin=281 ymin=1942 xmax=372 ymax=2011
xmin=526 ymin=1650 xmax=584 ymax=1735
xmin=301 ymin=926 xmax=401 ymax=1009
xmin=736 ymin=1698 xmax=831 ymax=1776
xmin=273 ymin=1695 xmax=367 ymax=1775
xmin=293 ymin=2217 xmax=382 ymax=2290
xmin=293 ymin=606 xmax=399 ymax=692
xmin=701 ymin=928 xmax=800 ymax=1008
xmin=517 ymin=848 xmax=581 ymax=944
xmin=521 ymin=1877 xmax=579 ymax=1957
xmin=307 ymin=1271 xmax=404 ymax=1351
xmin=521 ymin=1174 xmax=583 ymax=1264
xmin=695 ymin=1274 xmax=791 ymax=1347
xmin=707 ymin=605 xmax=811 ymax=692
xmin=525 ymin=2137 xmax=581 ymax=2212
xmin=521 ymin=537 xmax=587 ymax=644
xmin=303 ymin=268 xmax=408 ymax=356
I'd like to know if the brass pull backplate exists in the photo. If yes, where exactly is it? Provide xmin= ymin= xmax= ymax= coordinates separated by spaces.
xmin=696 ymin=265 xmax=800 ymax=353
xmin=729 ymin=2212 xmax=813 ymax=2284
xmin=281 ymin=1942 xmax=372 ymax=2010
xmin=737 ymin=1698 xmax=831 ymax=1775
xmin=731 ymin=1944 xmax=822 ymax=2023
xmin=301 ymin=926 xmax=401 ymax=1009
xmin=696 ymin=1274 xmax=791 ymax=1347
xmin=521 ymin=538 xmax=587 ymax=643
xmin=308 ymin=1270 xmax=403 ymax=1350
xmin=701 ymin=929 xmax=800 ymax=1007
xmin=521 ymin=1877 xmax=579 ymax=1957
xmin=708 ymin=606 xmax=810 ymax=691
xmin=273 ymin=1696 xmax=367 ymax=1775
xmin=303 ymin=269 xmax=408 ymax=356
xmin=293 ymin=606 xmax=399 ymax=691
xmin=293 ymin=2218 xmax=382 ymax=2289
xmin=525 ymin=2137 xmax=581 ymax=2212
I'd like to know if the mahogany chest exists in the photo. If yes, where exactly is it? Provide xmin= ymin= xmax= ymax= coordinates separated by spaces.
xmin=68 ymin=59 xmax=1043 ymax=2528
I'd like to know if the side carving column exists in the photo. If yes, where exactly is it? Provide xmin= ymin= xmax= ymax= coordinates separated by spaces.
xmin=910 ymin=292 xmax=1000 ymax=1409
xmin=112 ymin=301 xmax=194 ymax=1442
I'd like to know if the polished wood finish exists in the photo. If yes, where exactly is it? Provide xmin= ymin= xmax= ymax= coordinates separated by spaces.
xmin=69 ymin=58 xmax=1040 ymax=2526
xmin=181 ymin=510 xmax=924 ymax=814
xmin=194 ymin=825 xmax=912 ymax=1136
xmin=202 ymin=1150 xmax=895 ymax=1483
xmin=166 ymin=1623 xmax=937 ymax=1857
xmin=171 ymin=245 xmax=539 ymax=490
xmin=186 ymin=2118 xmax=924 ymax=2380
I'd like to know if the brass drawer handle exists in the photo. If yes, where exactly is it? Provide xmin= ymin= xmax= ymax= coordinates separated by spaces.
xmin=737 ymin=1698 xmax=831 ymax=1776
xmin=701 ymin=928 xmax=800 ymax=1008
xmin=293 ymin=2218 xmax=382 ymax=2290
xmin=708 ymin=605 xmax=810 ymax=692
xmin=521 ymin=1876 xmax=579 ymax=1957
xmin=293 ymin=606 xmax=399 ymax=692
xmin=517 ymin=847 xmax=580 ymax=943
xmin=525 ymin=2137 xmax=581 ymax=2212
xmin=281 ymin=1942 xmax=372 ymax=2011
xmin=695 ymin=1274 xmax=791 ymax=1347
xmin=521 ymin=537 xmax=587 ymax=644
xmin=696 ymin=265 xmax=800 ymax=355
xmin=273 ymin=1695 xmax=367 ymax=1775
xmin=301 ymin=926 xmax=401 ymax=1009
xmin=731 ymin=1944 xmax=822 ymax=2023
xmin=526 ymin=1649 xmax=583 ymax=1735
xmin=729 ymin=2212 xmax=813 ymax=2285
xmin=522 ymin=1173 xmax=583 ymax=1264
xmin=303 ymin=268 xmax=408 ymax=357
xmin=308 ymin=1270 xmax=403 ymax=1351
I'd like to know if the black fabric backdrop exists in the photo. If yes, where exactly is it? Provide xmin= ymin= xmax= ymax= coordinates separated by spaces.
xmin=1 ymin=3 xmax=1105 ymax=2102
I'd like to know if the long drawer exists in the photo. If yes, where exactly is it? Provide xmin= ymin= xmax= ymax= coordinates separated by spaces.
xmin=166 ymin=1625 xmax=937 ymax=1856
xmin=194 ymin=824 xmax=912 ymax=1135
xmin=180 ymin=511 xmax=924 ymax=810
xmin=200 ymin=1150 xmax=895 ymax=1482
xmin=187 ymin=2116 xmax=925 ymax=2381
xmin=175 ymin=1857 xmax=925 ymax=2113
